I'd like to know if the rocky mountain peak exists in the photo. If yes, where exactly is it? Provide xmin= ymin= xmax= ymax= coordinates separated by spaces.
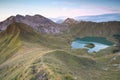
xmin=16 ymin=14 xmax=24 ymax=18
xmin=62 ymin=18 xmax=78 ymax=24
xmin=34 ymin=14 xmax=45 ymax=18
xmin=0 ymin=14 xmax=65 ymax=34
xmin=7 ymin=16 xmax=15 ymax=21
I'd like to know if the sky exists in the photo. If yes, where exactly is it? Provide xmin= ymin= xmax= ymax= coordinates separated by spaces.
xmin=0 ymin=0 xmax=120 ymax=21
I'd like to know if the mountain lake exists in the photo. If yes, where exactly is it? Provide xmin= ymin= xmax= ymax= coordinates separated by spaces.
xmin=71 ymin=37 xmax=114 ymax=53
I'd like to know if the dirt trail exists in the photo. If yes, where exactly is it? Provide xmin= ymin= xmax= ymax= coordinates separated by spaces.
xmin=0 ymin=45 xmax=56 ymax=68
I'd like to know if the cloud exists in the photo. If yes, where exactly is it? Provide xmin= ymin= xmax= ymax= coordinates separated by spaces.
xmin=0 ymin=0 xmax=120 ymax=21
xmin=42 ymin=7 xmax=120 ymax=18
xmin=99 ymin=7 xmax=120 ymax=13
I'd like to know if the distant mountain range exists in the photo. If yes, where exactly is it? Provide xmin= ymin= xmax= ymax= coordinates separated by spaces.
xmin=0 ymin=14 xmax=120 ymax=36
xmin=51 ymin=13 xmax=120 ymax=23
xmin=75 ymin=13 xmax=120 ymax=22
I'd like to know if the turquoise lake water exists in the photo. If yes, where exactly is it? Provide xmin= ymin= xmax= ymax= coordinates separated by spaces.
xmin=71 ymin=37 xmax=114 ymax=53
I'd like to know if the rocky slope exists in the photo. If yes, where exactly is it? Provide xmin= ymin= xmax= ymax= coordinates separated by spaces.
xmin=0 ymin=14 xmax=64 ymax=34
xmin=62 ymin=18 xmax=78 ymax=25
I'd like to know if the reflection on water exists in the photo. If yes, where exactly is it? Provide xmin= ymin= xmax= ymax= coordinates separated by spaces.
xmin=71 ymin=38 xmax=110 ymax=53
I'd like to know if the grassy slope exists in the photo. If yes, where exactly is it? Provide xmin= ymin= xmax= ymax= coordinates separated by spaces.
xmin=42 ymin=50 xmax=120 ymax=80
xmin=67 ymin=21 xmax=120 ymax=41
xmin=0 ymin=22 xmax=69 ymax=64
xmin=0 ymin=22 xmax=120 ymax=80
xmin=0 ymin=22 xmax=70 ymax=80
xmin=0 ymin=48 xmax=119 ymax=80
xmin=0 ymin=23 xmax=22 ymax=64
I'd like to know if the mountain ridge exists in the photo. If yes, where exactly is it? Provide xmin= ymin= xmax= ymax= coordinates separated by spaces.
xmin=0 ymin=14 xmax=64 ymax=34
xmin=0 ymin=14 xmax=120 ymax=40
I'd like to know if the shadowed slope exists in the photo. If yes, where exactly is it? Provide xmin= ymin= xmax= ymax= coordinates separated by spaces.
xmin=0 ymin=23 xmax=21 ymax=64
xmin=0 ymin=22 xmax=44 ymax=64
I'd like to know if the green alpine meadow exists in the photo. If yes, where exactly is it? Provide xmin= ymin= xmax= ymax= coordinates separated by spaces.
xmin=0 ymin=0 xmax=120 ymax=80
